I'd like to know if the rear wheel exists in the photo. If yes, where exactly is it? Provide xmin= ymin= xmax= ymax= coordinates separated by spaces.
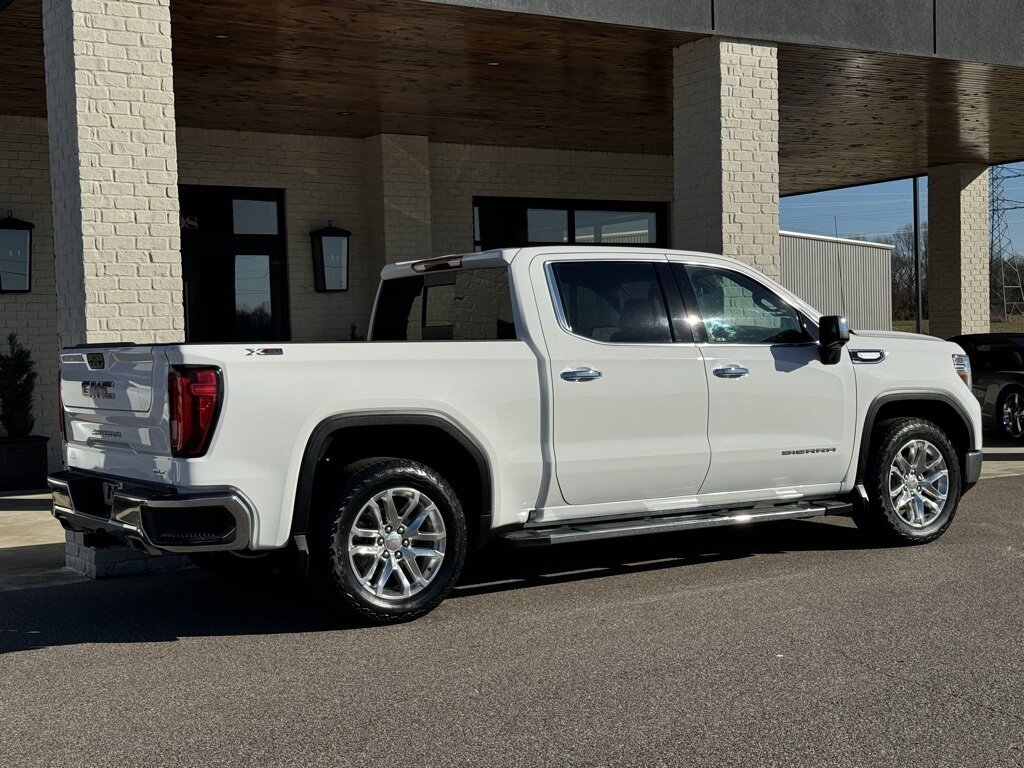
xmin=319 ymin=458 xmax=467 ymax=623
xmin=855 ymin=417 xmax=961 ymax=545
xmin=997 ymin=386 xmax=1024 ymax=441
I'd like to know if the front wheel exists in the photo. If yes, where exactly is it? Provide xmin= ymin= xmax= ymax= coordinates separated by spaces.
xmin=996 ymin=386 xmax=1024 ymax=441
xmin=855 ymin=417 xmax=962 ymax=545
xmin=319 ymin=458 xmax=467 ymax=623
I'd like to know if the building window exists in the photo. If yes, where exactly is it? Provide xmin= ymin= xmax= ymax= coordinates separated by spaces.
xmin=473 ymin=197 xmax=668 ymax=251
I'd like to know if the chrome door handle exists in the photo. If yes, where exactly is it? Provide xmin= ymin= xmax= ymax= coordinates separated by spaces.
xmin=713 ymin=365 xmax=749 ymax=379
xmin=561 ymin=367 xmax=602 ymax=382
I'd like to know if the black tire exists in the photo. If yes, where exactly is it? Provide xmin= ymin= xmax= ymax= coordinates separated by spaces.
xmin=855 ymin=417 xmax=961 ymax=545
xmin=995 ymin=385 xmax=1024 ymax=441
xmin=187 ymin=550 xmax=285 ymax=580
xmin=319 ymin=458 xmax=467 ymax=623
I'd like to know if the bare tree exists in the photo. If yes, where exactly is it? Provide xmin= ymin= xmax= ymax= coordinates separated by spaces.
xmin=874 ymin=223 xmax=927 ymax=321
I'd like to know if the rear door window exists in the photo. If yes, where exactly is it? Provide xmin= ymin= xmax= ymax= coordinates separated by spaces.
xmin=549 ymin=261 xmax=672 ymax=344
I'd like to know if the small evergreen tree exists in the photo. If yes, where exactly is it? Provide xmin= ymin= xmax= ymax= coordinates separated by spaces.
xmin=0 ymin=333 xmax=37 ymax=437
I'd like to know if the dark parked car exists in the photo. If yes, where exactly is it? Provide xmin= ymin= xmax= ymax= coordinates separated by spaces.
xmin=950 ymin=333 xmax=1024 ymax=440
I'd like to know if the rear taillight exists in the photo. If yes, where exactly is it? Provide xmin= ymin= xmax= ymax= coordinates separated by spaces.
xmin=57 ymin=367 xmax=66 ymax=442
xmin=169 ymin=366 xmax=221 ymax=457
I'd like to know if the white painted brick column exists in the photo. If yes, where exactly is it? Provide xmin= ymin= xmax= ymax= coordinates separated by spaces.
xmin=42 ymin=0 xmax=187 ymax=578
xmin=673 ymin=38 xmax=780 ymax=280
xmin=927 ymin=163 xmax=990 ymax=339
xmin=364 ymin=134 xmax=433 ymax=271
xmin=42 ymin=0 xmax=184 ymax=348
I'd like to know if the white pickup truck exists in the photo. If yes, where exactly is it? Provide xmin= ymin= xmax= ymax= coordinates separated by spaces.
xmin=51 ymin=246 xmax=983 ymax=622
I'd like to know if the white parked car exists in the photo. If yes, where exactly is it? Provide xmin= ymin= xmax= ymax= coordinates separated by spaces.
xmin=51 ymin=247 xmax=983 ymax=621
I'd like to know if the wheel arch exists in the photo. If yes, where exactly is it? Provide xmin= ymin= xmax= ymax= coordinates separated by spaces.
xmin=856 ymin=392 xmax=976 ymax=483
xmin=290 ymin=412 xmax=494 ymax=547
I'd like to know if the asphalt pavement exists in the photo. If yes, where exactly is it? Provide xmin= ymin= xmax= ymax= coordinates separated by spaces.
xmin=1 ymin=476 xmax=1022 ymax=767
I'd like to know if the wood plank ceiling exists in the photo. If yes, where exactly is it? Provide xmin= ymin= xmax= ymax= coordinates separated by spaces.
xmin=2 ymin=0 xmax=1024 ymax=194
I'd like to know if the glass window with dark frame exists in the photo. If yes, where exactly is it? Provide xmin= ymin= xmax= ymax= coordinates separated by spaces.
xmin=473 ymin=197 xmax=666 ymax=251
xmin=684 ymin=265 xmax=810 ymax=345
xmin=372 ymin=267 xmax=517 ymax=341
xmin=550 ymin=261 xmax=673 ymax=344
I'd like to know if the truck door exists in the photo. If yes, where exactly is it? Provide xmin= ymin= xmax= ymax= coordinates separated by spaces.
xmin=532 ymin=254 xmax=712 ymax=506
xmin=673 ymin=261 xmax=856 ymax=496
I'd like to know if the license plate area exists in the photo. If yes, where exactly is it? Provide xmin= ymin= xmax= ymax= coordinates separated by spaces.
xmin=65 ymin=476 xmax=117 ymax=520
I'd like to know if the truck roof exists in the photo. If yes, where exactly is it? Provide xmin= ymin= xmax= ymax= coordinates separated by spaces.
xmin=380 ymin=246 xmax=751 ymax=281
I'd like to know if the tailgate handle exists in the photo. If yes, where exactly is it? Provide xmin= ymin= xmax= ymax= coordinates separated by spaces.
xmin=561 ymin=367 xmax=602 ymax=382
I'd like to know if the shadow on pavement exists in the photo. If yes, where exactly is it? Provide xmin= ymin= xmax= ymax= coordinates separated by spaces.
xmin=0 ymin=516 xmax=865 ymax=655
xmin=980 ymin=452 xmax=1024 ymax=463
xmin=0 ymin=497 xmax=53 ymax=513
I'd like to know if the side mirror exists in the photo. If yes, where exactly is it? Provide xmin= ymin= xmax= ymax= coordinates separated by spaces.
xmin=819 ymin=315 xmax=849 ymax=365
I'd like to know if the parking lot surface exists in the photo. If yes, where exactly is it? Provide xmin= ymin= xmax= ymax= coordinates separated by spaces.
xmin=1 ymin=476 xmax=1022 ymax=768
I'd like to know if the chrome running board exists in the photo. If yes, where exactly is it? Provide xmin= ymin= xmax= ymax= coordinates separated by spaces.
xmin=501 ymin=500 xmax=853 ymax=546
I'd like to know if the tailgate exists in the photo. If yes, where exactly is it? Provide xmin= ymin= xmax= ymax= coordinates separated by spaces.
xmin=60 ymin=345 xmax=171 ymax=457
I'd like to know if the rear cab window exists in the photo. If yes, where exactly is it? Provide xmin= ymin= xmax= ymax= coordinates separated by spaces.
xmin=371 ymin=266 xmax=517 ymax=341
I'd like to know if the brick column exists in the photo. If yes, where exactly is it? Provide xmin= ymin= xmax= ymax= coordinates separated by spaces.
xmin=42 ymin=0 xmax=184 ymax=348
xmin=673 ymin=38 xmax=780 ymax=280
xmin=927 ymin=163 xmax=990 ymax=339
xmin=364 ymin=134 xmax=433 ymax=272
xmin=42 ymin=0 xmax=188 ymax=578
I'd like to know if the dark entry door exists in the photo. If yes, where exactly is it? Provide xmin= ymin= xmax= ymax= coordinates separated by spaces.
xmin=179 ymin=185 xmax=290 ymax=342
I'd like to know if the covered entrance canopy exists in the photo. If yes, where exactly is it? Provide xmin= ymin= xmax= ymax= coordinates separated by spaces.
xmin=3 ymin=0 xmax=1024 ymax=194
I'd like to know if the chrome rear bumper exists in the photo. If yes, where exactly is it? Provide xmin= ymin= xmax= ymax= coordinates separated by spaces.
xmin=48 ymin=470 xmax=255 ymax=554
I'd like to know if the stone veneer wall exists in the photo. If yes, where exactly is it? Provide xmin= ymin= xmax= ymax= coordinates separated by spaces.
xmin=0 ymin=115 xmax=61 ymax=469
xmin=673 ymin=38 xmax=780 ymax=280
xmin=176 ymin=128 xmax=373 ymax=341
xmin=430 ymin=143 xmax=673 ymax=255
xmin=928 ymin=163 xmax=991 ymax=339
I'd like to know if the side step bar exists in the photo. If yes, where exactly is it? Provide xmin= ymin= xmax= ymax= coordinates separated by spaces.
xmin=501 ymin=500 xmax=853 ymax=546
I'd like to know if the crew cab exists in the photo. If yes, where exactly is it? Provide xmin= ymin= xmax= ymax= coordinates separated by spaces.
xmin=50 ymin=247 xmax=983 ymax=622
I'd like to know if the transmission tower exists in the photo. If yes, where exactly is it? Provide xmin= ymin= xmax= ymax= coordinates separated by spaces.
xmin=990 ymin=165 xmax=1024 ymax=322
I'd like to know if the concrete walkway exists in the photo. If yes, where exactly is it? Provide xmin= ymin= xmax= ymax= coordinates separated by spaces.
xmin=0 ymin=493 xmax=86 ymax=593
xmin=2 ymin=436 xmax=1023 ymax=592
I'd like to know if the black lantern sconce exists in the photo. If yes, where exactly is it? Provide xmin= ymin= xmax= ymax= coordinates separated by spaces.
xmin=0 ymin=210 xmax=33 ymax=293
xmin=311 ymin=222 xmax=350 ymax=292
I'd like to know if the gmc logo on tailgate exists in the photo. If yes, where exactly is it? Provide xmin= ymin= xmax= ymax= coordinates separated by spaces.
xmin=82 ymin=381 xmax=115 ymax=399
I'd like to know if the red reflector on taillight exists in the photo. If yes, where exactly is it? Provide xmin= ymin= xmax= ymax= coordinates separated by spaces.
xmin=169 ymin=366 xmax=221 ymax=457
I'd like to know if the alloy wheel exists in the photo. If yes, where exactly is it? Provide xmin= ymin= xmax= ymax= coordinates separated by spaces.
xmin=1002 ymin=391 xmax=1024 ymax=438
xmin=346 ymin=487 xmax=447 ymax=601
xmin=888 ymin=439 xmax=949 ymax=528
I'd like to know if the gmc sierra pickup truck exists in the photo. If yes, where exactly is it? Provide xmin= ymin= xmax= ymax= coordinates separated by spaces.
xmin=51 ymin=246 xmax=983 ymax=622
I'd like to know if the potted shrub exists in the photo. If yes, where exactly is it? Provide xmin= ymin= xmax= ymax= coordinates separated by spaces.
xmin=0 ymin=333 xmax=49 ymax=491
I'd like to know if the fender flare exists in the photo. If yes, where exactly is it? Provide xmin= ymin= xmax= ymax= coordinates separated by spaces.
xmin=290 ymin=411 xmax=493 ymax=540
xmin=856 ymin=391 xmax=977 ymax=482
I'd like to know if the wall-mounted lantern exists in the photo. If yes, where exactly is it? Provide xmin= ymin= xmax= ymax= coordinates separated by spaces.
xmin=0 ymin=211 xmax=33 ymax=293
xmin=311 ymin=222 xmax=350 ymax=292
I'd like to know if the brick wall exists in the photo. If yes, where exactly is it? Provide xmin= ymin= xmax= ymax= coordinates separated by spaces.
xmin=177 ymin=128 xmax=372 ymax=341
xmin=42 ymin=0 xmax=184 ymax=346
xmin=366 ymin=135 xmax=433 ymax=267
xmin=673 ymin=38 xmax=780 ymax=280
xmin=430 ymin=143 xmax=673 ymax=255
xmin=928 ymin=163 xmax=990 ymax=338
xmin=0 ymin=115 xmax=61 ymax=468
